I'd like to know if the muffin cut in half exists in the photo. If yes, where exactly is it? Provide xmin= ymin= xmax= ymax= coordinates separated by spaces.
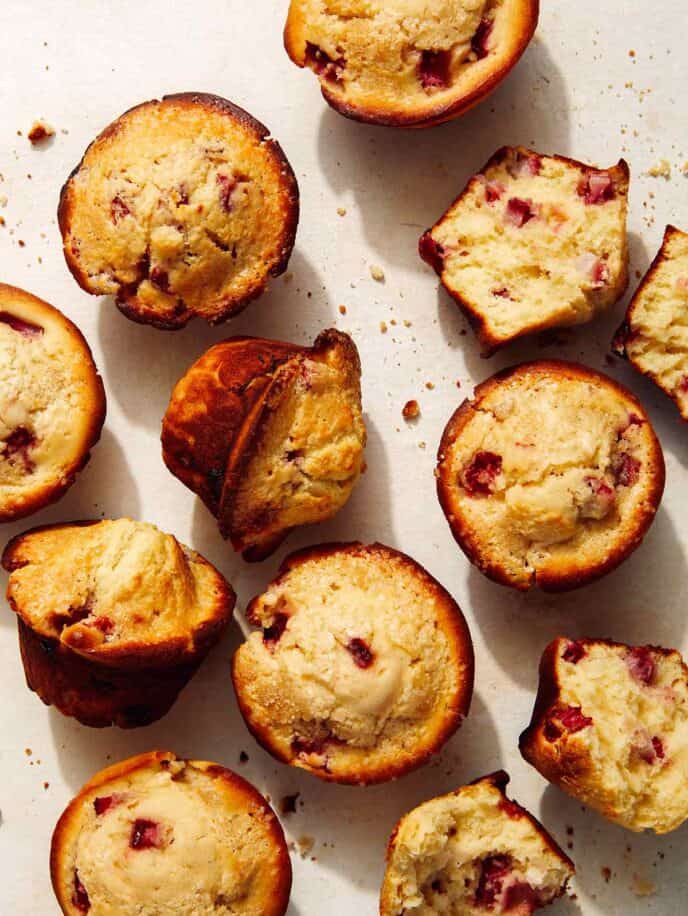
xmin=436 ymin=361 xmax=664 ymax=591
xmin=232 ymin=542 xmax=474 ymax=784
xmin=58 ymin=93 xmax=299 ymax=329
xmin=520 ymin=637 xmax=688 ymax=834
xmin=420 ymin=147 xmax=629 ymax=354
xmin=613 ymin=225 xmax=688 ymax=419
xmin=380 ymin=771 xmax=574 ymax=915
xmin=162 ymin=328 xmax=366 ymax=561
xmin=0 ymin=284 xmax=105 ymax=521
xmin=285 ymin=0 xmax=538 ymax=127
xmin=50 ymin=750 xmax=292 ymax=916
xmin=3 ymin=519 xmax=235 ymax=727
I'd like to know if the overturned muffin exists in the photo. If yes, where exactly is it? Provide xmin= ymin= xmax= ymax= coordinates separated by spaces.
xmin=0 ymin=284 xmax=105 ymax=521
xmin=520 ymin=637 xmax=688 ymax=834
xmin=420 ymin=147 xmax=629 ymax=354
xmin=436 ymin=361 xmax=664 ymax=590
xmin=162 ymin=329 xmax=366 ymax=560
xmin=232 ymin=542 xmax=474 ymax=784
xmin=285 ymin=0 xmax=538 ymax=127
xmin=3 ymin=519 xmax=235 ymax=727
xmin=50 ymin=751 xmax=292 ymax=915
xmin=380 ymin=771 xmax=574 ymax=915
xmin=58 ymin=93 xmax=298 ymax=329
xmin=614 ymin=225 xmax=688 ymax=419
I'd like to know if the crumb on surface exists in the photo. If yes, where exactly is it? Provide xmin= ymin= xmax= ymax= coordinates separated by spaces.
xmin=602 ymin=867 xmax=612 ymax=883
xmin=402 ymin=400 xmax=420 ymax=420
xmin=646 ymin=159 xmax=671 ymax=179
xmin=337 ymin=207 xmax=347 ymax=217
xmin=280 ymin=793 xmax=300 ymax=816
xmin=370 ymin=265 xmax=385 ymax=282
xmin=632 ymin=874 xmax=655 ymax=897
xmin=239 ymin=751 xmax=249 ymax=764
xmin=379 ymin=321 xmax=388 ymax=334
xmin=296 ymin=835 xmax=315 ymax=858
xmin=339 ymin=304 xmax=347 ymax=315
xmin=681 ymin=161 xmax=688 ymax=176
xmin=28 ymin=120 xmax=55 ymax=144
xmin=425 ymin=381 xmax=435 ymax=390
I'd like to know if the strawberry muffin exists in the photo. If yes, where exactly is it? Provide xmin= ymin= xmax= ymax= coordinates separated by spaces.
xmin=420 ymin=147 xmax=629 ymax=354
xmin=285 ymin=0 xmax=538 ymax=127
xmin=0 ymin=284 xmax=105 ymax=521
xmin=436 ymin=361 xmax=664 ymax=590
xmin=520 ymin=637 xmax=688 ymax=834
xmin=380 ymin=771 xmax=574 ymax=915
xmin=3 ymin=519 xmax=235 ymax=727
xmin=50 ymin=751 xmax=291 ymax=915
xmin=232 ymin=542 xmax=474 ymax=784
xmin=58 ymin=93 xmax=298 ymax=329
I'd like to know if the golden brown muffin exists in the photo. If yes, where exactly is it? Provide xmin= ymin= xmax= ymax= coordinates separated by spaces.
xmin=50 ymin=751 xmax=292 ymax=916
xmin=520 ymin=637 xmax=688 ymax=834
xmin=420 ymin=147 xmax=629 ymax=355
xmin=380 ymin=771 xmax=574 ymax=915
xmin=162 ymin=329 xmax=366 ymax=561
xmin=613 ymin=225 xmax=688 ymax=419
xmin=58 ymin=93 xmax=299 ymax=329
xmin=0 ymin=284 xmax=105 ymax=521
xmin=437 ymin=361 xmax=664 ymax=591
xmin=284 ymin=0 xmax=538 ymax=127
xmin=3 ymin=519 xmax=235 ymax=727
xmin=232 ymin=542 xmax=474 ymax=785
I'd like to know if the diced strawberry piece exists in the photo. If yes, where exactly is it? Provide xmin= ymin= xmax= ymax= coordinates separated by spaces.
xmin=346 ymin=637 xmax=375 ymax=669
xmin=418 ymin=49 xmax=451 ymax=90
xmin=652 ymin=736 xmax=665 ymax=759
xmin=631 ymin=729 xmax=664 ymax=764
xmin=471 ymin=18 xmax=493 ymax=60
xmin=584 ymin=476 xmax=616 ymax=511
xmin=3 ymin=426 xmax=36 ymax=472
xmin=578 ymin=171 xmax=614 ymax=204
xmin=504 ymin=881 xmax=541 ymax=912
xmin=507 ymin=151 xmax=542 ymax=178
xmin=562 ymin=640 xmax=587 ymax=664
xmin=149 ymin=266 xmax=170 ymax=292
xmin=612 ymin=453 xmax=640 ymax=487
xmin=484 ymin=180 xmax=506 ymax=203
xmin=491 ymin=286 xmax=511 ymax=299
xmin=419 ymin=231 xmax=445 ymax=273
xmin=475 ymin=854 xmax=511 ymax=907
xmin=626 ymin=647 xmax=656 ymax=686
xmin=93 ymin=792 xmax=125 ymax=815
xmin=73 ymin=872 xmax=90 ymax=911
xmin=305 ymin=42 xmax=345 ymax=82
xmin=262 ymin=612 xmax=289 ymax=648
xmin=292 ymin=734 xmax=328 ymax=756
xmin=627 ymin=413 xmax=644 ymax=427
xmin=462 ymin=451 xmax=503 ymax=497
xmin=92 ymin=616 xmax=114 ymax=634
xmin=110 ymin=195 xmax=130 ymax=224
xmin=130 ymin=818 xmax=163 ymax=850
xmin=591 ymin=258 xmax=610 ymax=288
xmin=216 ymin=173 xmax=237 ymax=213
xmin=0 ymin=312 xmax=44 ymax=338
xmin=550 ymin=706 xmax=593 ymax=734
xmin=499 ymin=797 xmax=524 ymax=819
xmin=504 ymin=197 xmax=536 ymax=227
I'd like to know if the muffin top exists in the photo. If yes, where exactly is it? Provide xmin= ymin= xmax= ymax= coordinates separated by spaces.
xmin=2 ymin=519 xmax=234 ymax=666
xmin=50 ymin=751 xmax=291 ymax=916
xmin=58 ymin=93 xmax=298 ymax=329
xmin=520 ymin=637 xmax=688 ymax=834
xmin=0 ymin=284 xmax=105 ymax=521
xmin=285 ymin=0 xmax=538 ymax=126
xmin=232 ymin=542 xmax=473 ymax=784
xmin=380 ymin=771 xmax=574 ymax=916
xmin=421 ymin=147 xmax=629 ymax=353
xmin=437 ymin=361 xmax=665 ymax=590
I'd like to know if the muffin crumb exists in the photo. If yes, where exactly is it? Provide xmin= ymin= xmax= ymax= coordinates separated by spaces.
xmin=28 ymin=120 xmax=55 ymax=144
xmin=402 ymin=400 xmax=420 ymax=420
xmin=370 ymin=265 xmax=385 ymax=282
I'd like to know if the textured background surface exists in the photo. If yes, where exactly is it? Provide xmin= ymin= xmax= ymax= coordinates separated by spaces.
xmin=1 ymin=1 xmax=687 ymax=912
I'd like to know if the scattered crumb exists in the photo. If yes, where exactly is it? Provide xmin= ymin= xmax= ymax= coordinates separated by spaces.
xmin=566 ymin=826 xmax=574 ymax=836
xmin=336 ymin=207 xmax=347 ymax=217
xmin=0 ymin=195 xmax=7 ymax=207
xmin=370 ymin=264 xmax=385 ymax=282
xmin=43 ymin=782 xmax=49 ymax=790
xmin=646 ymin=159 xmax=671 ymax=179
xmin=631 ymin=874 xmax=655 ymax=897
xmin=628 ymin=49 xmax=636 ymax=57
xmin=28 ymin=120 xmax=55 ymax=144
xmin=338 ymin=304 xmax=347 ymax=315
xmin=239 ymin=751 xmax=249 ymax=764
xmin=280 ymin=793 xmax=300 ymax=816
xmin=403 ymin=319 xmax=412 ymax=327
xmin=379 ymin=321 xmax=388 ymax=334
xmin=455 ymin=380 xmax=461 ymax=388
xmin=681 ymin=161 xmax=688 ymax=176
xmin=459 ymin=329 xmax=467 ymax=336
xmin=25 ymin=748 xmax=32 ymax=757
xmin=601 ymin=867 xmax=612 ymax=883
xmin=402 ymin=400 xmax=420 ymax=420
xmin=425 ymin=381 xmax=435 ymax=390
xmin=296 ymin=835 xmax=315 ymax=858
xmin=418 ymin=441 xmax=426 ymax=450
xmin=0 ymin=217 xmax=4 ymax=227
xmin=282 ymin=272 xmax=293 ymax=283
xmin=18 ymin=240 xmax=25 ymax=247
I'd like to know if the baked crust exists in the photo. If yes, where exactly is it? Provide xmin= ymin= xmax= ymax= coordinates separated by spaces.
xmin=520 ymin=637 xmax=688 ymax=834
xmin=50 ymin=750 xmax=292 ymax=915
xmin=58 ymin=93 xmax=299 ymax=329
xmin=0 ymin=284 xmax=105 ymax=521
xmin=285 ymin=0 xmax=539 ymax=128
xmin=420 ymin=147 xmax=630 ymax=355
xmin=3 ymin=519 xmax=235 ymax=727
xmin=232 ymin=541 xmax=474 ymax=784
xmin=437 ymin=361 xmax=665 ymax=591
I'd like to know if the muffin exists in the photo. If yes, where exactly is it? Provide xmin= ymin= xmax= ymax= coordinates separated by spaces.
xmin=436 ymin=361 xmax=664 ymax=591
xmin=420 ymin=147 xmax=629 ymax=354
xmin=284 ymin=0 xmax=539 ymax=127
xmin=232 ymin=542 xmax=474 ymax=784
xmin=613 ymin=225 xmax=688 ymax=419
xmin=520 ymin=637 xmax=688 ymax=834
xmin=58 ymin=93 xmax=299 ymax=329
xmin=50 ymin=750 xmax=292 ymax=915
xmin=380 ymin=771 xmax=574 ymax=915
xmin=162 ymin=329 xmax=366 ymax=561
xmin=2 ymin=519 xmax=235 ymax=727
xmin=0 ymin=283 xmax=105 ymax=521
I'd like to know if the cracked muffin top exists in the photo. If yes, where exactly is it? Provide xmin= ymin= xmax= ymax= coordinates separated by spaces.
xmin=520 ymin=638 xmax=688 ymax=834
xmin=380 ymin=771 xmax=574 ymax=916
xmin=2 ymin=519 xmax=235 ymax=667
xmin=285 ymin=0 xmax=538 ymax=126
xmin=232 ymin=542 xmax=474 ymax=784
xmin=50 ymin=751 xmax=292 ymax=916
xmin=420 ymin=147 xmax=629 ymax=354
xmin=58 ymin=93 xmax=299 ymax=329
xmin=437 ymin=361 xmax=664 ymax=591
xmin=0 ymin=284 xmax=105 ymax=522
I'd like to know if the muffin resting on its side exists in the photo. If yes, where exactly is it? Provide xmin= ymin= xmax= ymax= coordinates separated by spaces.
xmin=420 ymin=147 xmax=629 ymax=354
xmin=613 ymin=225 xmax=688 ymax=419
xmin=232 ymin=542 xmax=474 ymax=784
xmin=0 ymin=283 xmax=105 ymax=521
xmin=162 ymin=329 xmax=366 ymax=561
xmin=285 ymin=0 xmax=538 ymax=127
xmin=3 ymin=519 xmax=235 ymax=727
xmin=50 ymin=751 xmax=292 ymax=916
xmin=520 ymin=637 xmax=688 ymax=834
xmin=380 ymin=771 xmax=574 ymax=916
xmin=58 ymin=93 xmax=299 ymax=329
xmin=436 ymin=361 xmax=664 ymax=591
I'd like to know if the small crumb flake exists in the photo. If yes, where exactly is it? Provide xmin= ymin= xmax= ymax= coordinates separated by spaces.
xmin=681 ymin=161 xmax=688 ymax=176
xmin=631 ymin=873 xmax=655 ymax=897
xmin=338 ymin=304 xmax=347 ymax=315
xmin=370 ymin=264 xmax=385 ymax=282
xmin=402 ymin=400 xmax=420 ymax=420
xmin=296 ymin=835 xmax=315 ymax=858
xmin=337 ymin=207 xmax=347 ymax=217
xmin=601 ymin=867 xmax=612 ymax=883
xmin=280 ymin=793 xmax=300 ymax=815
xmin=28 ymin=120 xmax=55 ymax=144
xmin=403 ymin=319 xmax=412 ymax=327
xmin=239 ymin=751 xmax=249 ymax=764
xmin=418 ymin=441 xmax=427 ymax=450
xmin=379 ymin=321 xmax=388 ymax=334
xmin=646 ymin=159 xmax=671 ymax=179
xmin=425 ymin=381 xmax=435 ymax=390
